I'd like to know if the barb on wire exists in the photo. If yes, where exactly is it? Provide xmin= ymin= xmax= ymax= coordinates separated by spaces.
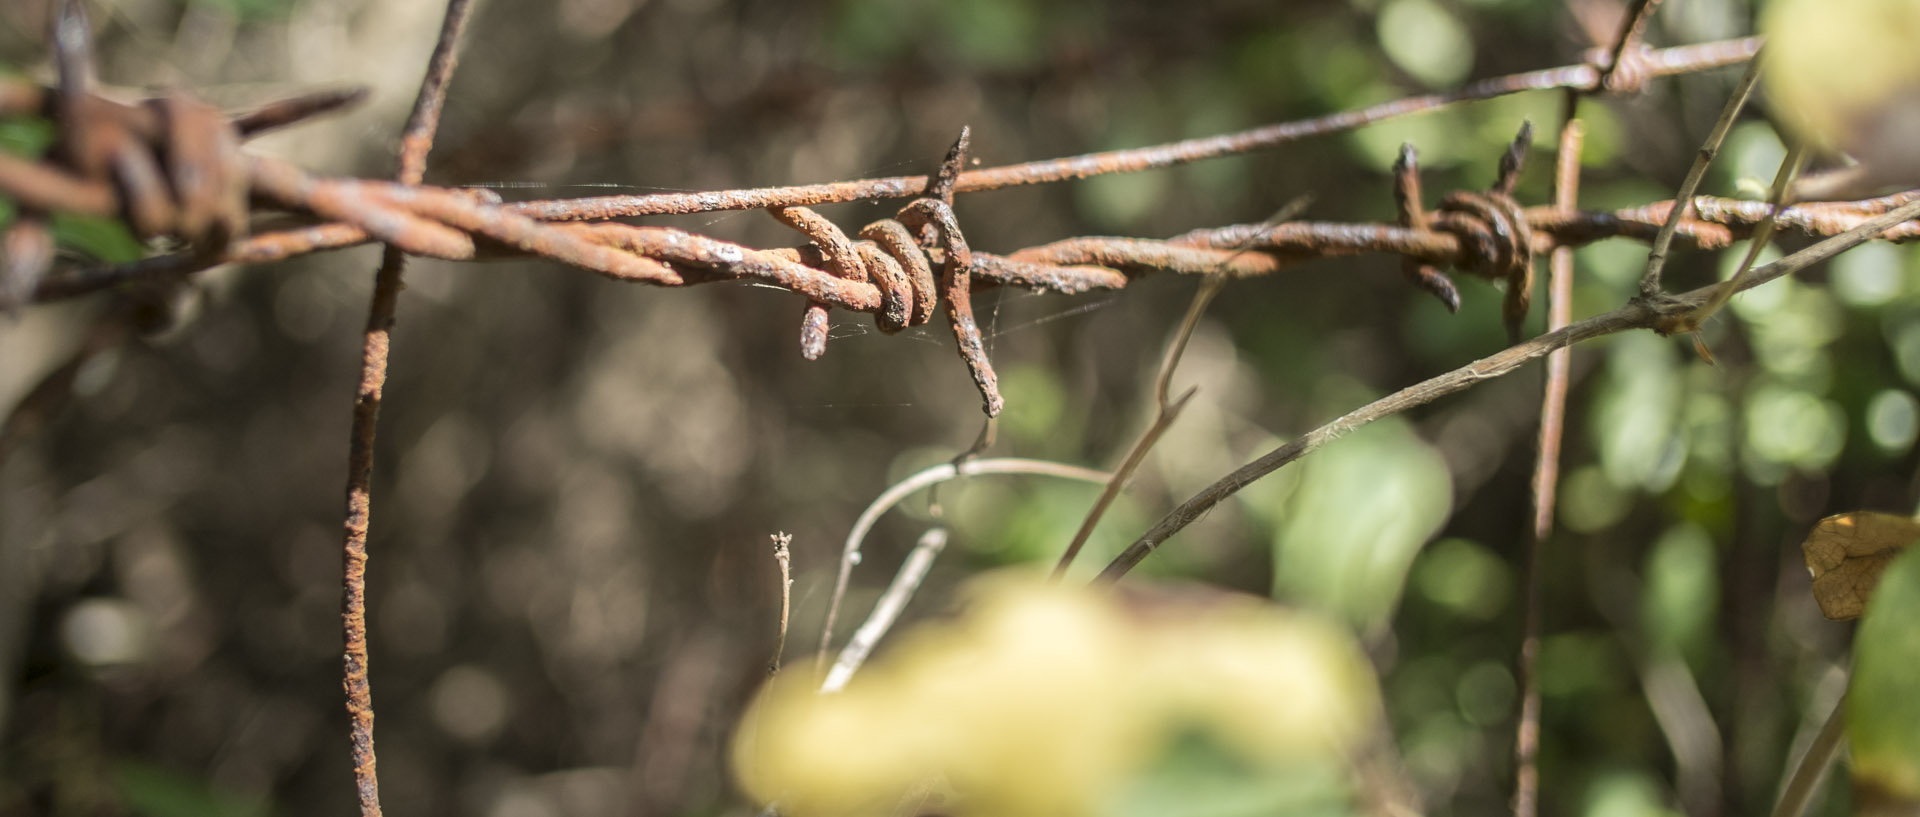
xmin=0 ymin=7 xmax=366 ymax=310
xmin=1394 ymin=143 xmax=1461 ymax=312
xmin=1404 ymin=122 xmax=1537 ymax=342
xmin=762 ymin=128 xmax=1003 ymax=416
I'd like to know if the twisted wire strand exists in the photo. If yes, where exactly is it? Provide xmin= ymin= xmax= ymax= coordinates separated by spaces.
xmin=764 ymin=128 xmax=1004 ymax=416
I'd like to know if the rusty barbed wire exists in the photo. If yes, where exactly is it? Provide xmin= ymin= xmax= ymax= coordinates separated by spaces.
xmin=0 ymin=4 xmax=363 ymax=311
xmin=2 ymin=17 xmax=1915 ymax=417
xmin=8 ymin=35 xmax=1763 ymax=290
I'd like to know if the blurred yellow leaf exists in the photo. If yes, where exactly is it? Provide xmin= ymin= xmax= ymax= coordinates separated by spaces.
xmin=732 ymin=576 xmax=1382 ymax=817
xmin=1764 ymin=0 xmax=1920 ymax=195
xmin=1801 ymin=512 xmax=1920 ymax=620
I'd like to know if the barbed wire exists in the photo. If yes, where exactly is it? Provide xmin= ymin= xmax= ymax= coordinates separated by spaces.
xmin=0 ymin=15 xmax=1898 ymax=421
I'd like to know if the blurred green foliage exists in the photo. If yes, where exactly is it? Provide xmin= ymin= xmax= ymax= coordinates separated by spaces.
xmin=1848 ymin=548 xmax=1920 ymax=812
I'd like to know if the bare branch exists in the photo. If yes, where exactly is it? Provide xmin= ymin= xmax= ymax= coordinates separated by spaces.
xmin=1639 ymin=48 xmax=1766 ymax=297
xmin=820 ymin=528 xmax=949 ymax=694
xmin=768 ymin=533 xmax=793 ymax=678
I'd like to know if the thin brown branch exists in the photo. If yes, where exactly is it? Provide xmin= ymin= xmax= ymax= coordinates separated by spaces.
xmin=338 ymin=3 xmax=475 ymax=816
xmin=1639 ymin=47 xmax=1765 ymax=297
xmin=340 ymin=246 xmax=398 ymax=817
xmin=1097 ymin=193 xmax=1920 ymax=582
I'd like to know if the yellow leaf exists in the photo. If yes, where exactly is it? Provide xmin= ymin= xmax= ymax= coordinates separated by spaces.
xmin=1802 ymin=512 xmax=1920 ymax=620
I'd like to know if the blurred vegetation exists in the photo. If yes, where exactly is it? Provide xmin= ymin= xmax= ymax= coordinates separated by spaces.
xmin=0 ymin=0 xmax=1908 ymax=816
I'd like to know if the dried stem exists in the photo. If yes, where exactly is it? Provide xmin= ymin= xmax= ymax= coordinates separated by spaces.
xmin=768 ymin=533 xmax=793 ymax=678
xmin=816 ymin=458 xmax=1109 ymax=669
xmin=1049 ymin=286 xmax=1209 ymax=580
xmin=1687 ymin=141 xmax=1807 ymax=334
xmin=1098 ymin=193 xmax=1920 ymax=582
xmin=1050 ymin=198 xmax=1309 ymax=579
xmin=1769 ymin=693 xmax=1847 ymax=817
xmin=337 ymin=3 xmax=474 ymax=816
xmin=1638 ymin=47 xmax=1766 ymax=298
xmin=820 ymin=527 xmax=950 ymax=693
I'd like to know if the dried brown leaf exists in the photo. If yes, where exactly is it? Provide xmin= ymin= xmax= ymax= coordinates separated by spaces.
xmin=1803 ymin=511 xmax=1920 ymax=620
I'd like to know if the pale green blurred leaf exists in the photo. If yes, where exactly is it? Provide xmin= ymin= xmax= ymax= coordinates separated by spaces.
xmin=1109 ymin=733 xmax=1356 ymax=817
xmin=1641 ymin=523 xmax=1717 ymax=661
xmin=1269 ymin=413 xmax=1452 ymax=630
xmin=1411 ymin=538 xmax=1511 ymax=620
xmin=1743 ymin=382 xmax=1846 ymax=478
xmin=1375 ymin=0 xmax=1473 ymax=88
xmin=1593 ymin=333 xmax=1684 ymax=491
xmin=1583 ymin=770 xmax=1683 ymax=817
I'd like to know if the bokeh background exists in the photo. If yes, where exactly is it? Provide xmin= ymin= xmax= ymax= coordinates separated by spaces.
xmin=0 ymin=0 xmax=1905 ymax=815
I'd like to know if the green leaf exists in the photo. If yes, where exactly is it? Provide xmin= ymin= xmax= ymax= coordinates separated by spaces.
xmin=0 ymin=116 xmax=55 ymax=157
xmin=1848 ymin=546 xmax=1920 ymax=813
xmin=113 ymin=760 xmax=271 ymax=817
xmin=51 ymin=212 xmax=145 ymax=263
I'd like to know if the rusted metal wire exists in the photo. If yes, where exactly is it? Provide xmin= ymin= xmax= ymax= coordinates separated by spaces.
xmin=26 ymin=131 xmax=1920 ymax=417
xmin=1514 ymin=93 xmax=1585 ymax=817
xmin=0 ymin=4 xmax=366 ymax=310
xmin=11 ymin=35 xmax=1762 ymax=296
xmin=0 ymin=17 xmax=1888 ymax=419
xmin=502 ymin=38 xmax=1758 ymax=222
xmin=1597 ymin=0 xmax=1666 ymax=94
xmin=337 ymin=2 xmax=477 ymax=817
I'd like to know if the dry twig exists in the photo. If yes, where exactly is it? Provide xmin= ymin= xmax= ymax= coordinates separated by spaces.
xmin=820 ymin=528 xmax=950 ymax=694
xmin=769 ymin=533 xmax=793 ymax=678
